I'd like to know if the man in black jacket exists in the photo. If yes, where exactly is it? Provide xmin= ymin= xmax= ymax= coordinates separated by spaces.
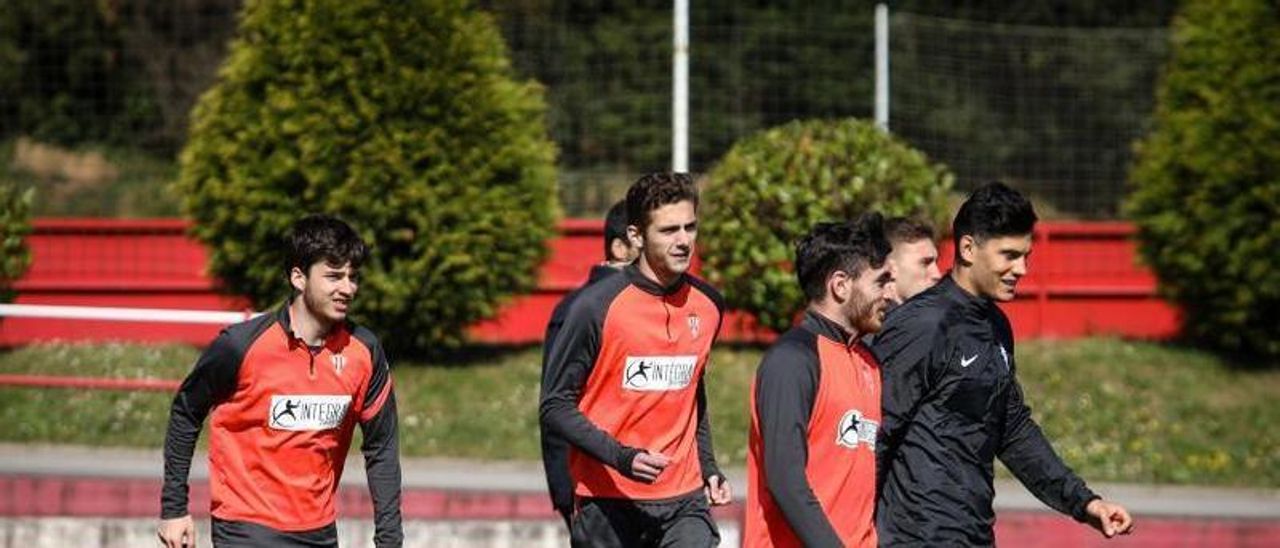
xmin=539 ymin=200 xmax=637 ymax=526
xmin=873 ymin=182 xmax=1134 ymax=545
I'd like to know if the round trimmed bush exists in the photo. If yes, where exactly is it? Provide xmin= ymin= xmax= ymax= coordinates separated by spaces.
xmin=700 ymin=118 xmax=952 ymax=332
xmin=178 ymin=0 xmax=558 ymax=354
xmin=1127 ymin=0 xmax=1280 ymax=361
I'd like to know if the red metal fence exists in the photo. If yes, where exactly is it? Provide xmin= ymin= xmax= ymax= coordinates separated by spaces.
xmin=0 ymin=218 xmax=1180 ymax=347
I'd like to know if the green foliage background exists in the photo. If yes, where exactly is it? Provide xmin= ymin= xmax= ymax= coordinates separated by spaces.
xmin=0 ymin=0 xmax=160 ymax=148
xmin=0 ymin=182 xmax=33 ymax=303
xmin=178 ymin=0 xmax=558 ymax=353
xmin=1127 ymin=0 xmax=1280 ymax=362
xmin=700 ymin=118 xmax=952 ymax=332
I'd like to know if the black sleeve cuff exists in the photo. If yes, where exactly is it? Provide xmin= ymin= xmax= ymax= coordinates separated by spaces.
xmin=614 ymin=446 xmax=642 ymax=478
xmin=159 ymin=508 xmax=188 ymax=520
xmin=1072 ymin=494 xmax=1101 ymax=522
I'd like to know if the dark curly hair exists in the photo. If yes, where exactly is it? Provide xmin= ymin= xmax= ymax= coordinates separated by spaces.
xmin=951 ymin=181 xmax=1038 ymax=254
xmin=286 ymin=214 xmax=368 ymax=276
xmin=795 ymin=213 xmax=891 ymax=302
xmin=625 ymin=172 xmax=699 ymax=232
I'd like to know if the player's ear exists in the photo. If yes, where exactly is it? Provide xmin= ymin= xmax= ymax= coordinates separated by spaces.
xmin=610 ymin=237 xmax=634 ymax=263
xmin=958 ymin=235 xmax=978 ymax=266
xmin=627 ymin=224 xmax=644 ymax=250
xmin=289 ymin=265 xmax=308 ymax=293
xmin=828 ymin=270 xmax=851 ymax=303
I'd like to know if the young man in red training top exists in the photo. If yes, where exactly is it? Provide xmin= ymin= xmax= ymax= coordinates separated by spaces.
xmin=745 ymin=214 xmax=893 ymax=548
xmin=158 ymin=214 xmax=402 ymax=548
xmin=541 ymin=172 xmax=732 ymax=547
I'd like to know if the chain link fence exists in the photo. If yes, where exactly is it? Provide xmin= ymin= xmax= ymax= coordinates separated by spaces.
xmin=889 ymin=12 xmax=1169 ymax=218
xmin=0 ymin=2 xmax=1168 ymax=219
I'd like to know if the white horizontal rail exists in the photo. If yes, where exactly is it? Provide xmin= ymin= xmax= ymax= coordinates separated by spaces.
xmin=0 ymin=304 xmax=260 ymax=325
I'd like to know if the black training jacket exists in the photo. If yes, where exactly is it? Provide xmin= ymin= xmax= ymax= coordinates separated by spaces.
xmin=872 ymin=276 xmax=1097 ymax=546
xmin=539 ymin=264 xmax=620 ymax=519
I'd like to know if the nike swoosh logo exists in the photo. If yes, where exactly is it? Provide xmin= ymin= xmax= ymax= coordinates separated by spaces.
xmin=960 ymin=355 xmax=978 ymax=367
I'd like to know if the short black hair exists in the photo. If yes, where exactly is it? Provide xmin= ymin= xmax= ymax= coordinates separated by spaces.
xmin=625 ymin=172 xmax=699 ymax=232
xmin=286 ymin=214 xmax=368 ymax=276
xmin=952 ymin=181 xmax=1038 ymax=252
xmin=884 ymin=216 xmax=936 ymax=247
xmin=603 ymin=199 xmax=629 ymax=261
xmin=795 ymin=213 xmax=891 ymax=302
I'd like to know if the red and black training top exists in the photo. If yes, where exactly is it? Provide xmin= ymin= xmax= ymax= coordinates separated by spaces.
xmin=161 ymin=303 xmax=402 ymax=546
xmin=540 ymin=264 xmax=724 ymax=501
xmin=745 ymin=311 xmax=881 ymax=548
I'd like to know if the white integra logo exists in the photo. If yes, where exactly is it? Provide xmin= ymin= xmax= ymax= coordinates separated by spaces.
xmin=622 ymin=355 xmax=697 ymax=391
xmin=268 ymin=395 xmax=352 ymax=431
xmin=836 ymin=409 xmax=879 ymax=450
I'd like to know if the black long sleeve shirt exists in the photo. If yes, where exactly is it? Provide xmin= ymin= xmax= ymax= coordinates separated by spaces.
xmin=539 ymin=264 xmax=621 ymax=517
xmin=873 ymin=276 xmax=1097 ymax=546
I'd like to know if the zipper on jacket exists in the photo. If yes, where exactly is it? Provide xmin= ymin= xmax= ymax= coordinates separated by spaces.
xmin=662 ymin=296 xmax=674 ymax=341
xmin=307 ymin=345 xmax=319 ymax=379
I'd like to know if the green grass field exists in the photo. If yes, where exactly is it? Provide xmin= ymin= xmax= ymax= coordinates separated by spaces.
xmin=0 ymin=338 xmax=1275 ymax=487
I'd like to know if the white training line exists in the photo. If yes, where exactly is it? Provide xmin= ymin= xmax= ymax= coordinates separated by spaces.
xmin=0 ymin=304 xmax=261 ymax=325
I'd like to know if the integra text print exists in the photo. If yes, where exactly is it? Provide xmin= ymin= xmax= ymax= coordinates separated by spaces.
xmin=268 ymin=395 xmax=352 ymax=431
xmin=622 ymin=355 xmax=697 ymax=391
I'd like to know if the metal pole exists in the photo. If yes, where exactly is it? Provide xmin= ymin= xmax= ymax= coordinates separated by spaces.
xmin=673 ymin=0 xmax=689 ymax=171
xmin=875 ymin=3 xmax=889 ymax=131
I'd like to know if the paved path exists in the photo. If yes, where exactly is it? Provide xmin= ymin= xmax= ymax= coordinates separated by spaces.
xmin=1 ymin=443 xmax=1276 ymax=519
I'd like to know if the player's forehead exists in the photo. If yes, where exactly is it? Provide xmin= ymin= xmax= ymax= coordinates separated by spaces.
xmin=646 ymin=200 xmax=696 ymax=229
xmin=895 ymin=238 xmax=938 ymax=260
xmin=855 ymin=262 xmax=891 ymax=284
xmin=309 ymin=260 xmax=357 ymax=274
xmin=979 ymin=233 xmax=1033 ymax=254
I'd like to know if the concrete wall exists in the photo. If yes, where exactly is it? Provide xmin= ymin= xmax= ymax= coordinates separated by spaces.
xmin=0 ymin=518 xmax=743 ymax=548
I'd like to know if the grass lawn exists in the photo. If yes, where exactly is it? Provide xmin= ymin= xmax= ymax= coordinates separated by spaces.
xmin=0 ymin=338 xmax=1276 ymax=487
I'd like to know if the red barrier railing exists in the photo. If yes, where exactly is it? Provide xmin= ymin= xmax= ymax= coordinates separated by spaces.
xmin=0 ymin=218 xmax=1181 ymax=347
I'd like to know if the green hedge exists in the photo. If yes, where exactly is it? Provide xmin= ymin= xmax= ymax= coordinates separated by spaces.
xmin=700 ymin=118 xmax=952 ymax=332
xmin=1127 ymin=0 xmax=1280 ymax=362
xmin=178 ymin=0 xmax=558 ymax=354
xmin=0 ymin=182 xmax=33 ymax=304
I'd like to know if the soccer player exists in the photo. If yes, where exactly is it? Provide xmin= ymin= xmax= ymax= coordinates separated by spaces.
xmin=540 ymin=199 xmax=639 ymax=526
xmin=158 ymin=214 xmax=402 ymax=548
xmin=744 ymin=215 xmax=893 ymax=547
xmin=863 ymin=217 xmax=942 ymax=348
xmin=540 ymin=172 xmax=731 ymax=547
xmin=882 ymin=216 xmax=942 ymax=306
xmin=873 ymin=182 xmax=1134 ymax=545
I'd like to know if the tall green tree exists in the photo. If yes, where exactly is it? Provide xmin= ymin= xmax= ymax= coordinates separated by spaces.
xmin=179 ymin=0 xmax=558 ymax=354
xmin=1127 ymin=0 xmax=1280 ymax=361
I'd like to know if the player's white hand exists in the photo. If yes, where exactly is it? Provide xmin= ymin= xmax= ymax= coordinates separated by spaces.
xmin=704 ymin=474 xmax=732 ymax=506
xmin=157 ymin=515 xmax=195 ymax=547
xmin=631 ymin=451 xmax=671 ymax=483
xmin=1085 ymin=498 xmax=1135 ymax=538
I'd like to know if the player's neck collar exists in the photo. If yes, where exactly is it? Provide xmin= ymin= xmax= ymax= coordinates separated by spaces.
xmin=625 ymin=263 xmax=686 ymax=296
xmin=803 ymin=309 xmax=856 ymax=347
